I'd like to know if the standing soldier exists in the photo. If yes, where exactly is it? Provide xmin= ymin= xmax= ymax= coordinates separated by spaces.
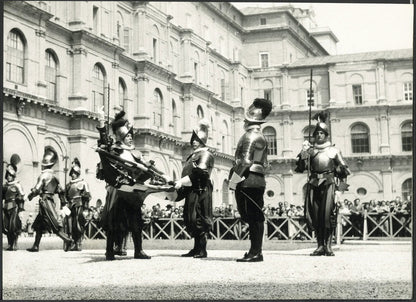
xmin=228 ymin=98 xmax=272 ymax=262
xmin=26 ymin=147 xmax=73 ymax=252
xmin=2 ymin=155 xmax=25 ymax=250
xmin=174 ymin=119 xmax=214 ymax=258
xmin=295 ymin=112 xmax=350 ymax=256
xmin=64 ymin=158 xmax=91 ymax=251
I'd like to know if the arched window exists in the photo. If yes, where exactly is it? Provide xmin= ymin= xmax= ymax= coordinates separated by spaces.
xmin=92 ymin=64 xmax=106 ymax=112
xmin=222 ymin=180 xmax=229 ymax=205
xmin=303 ymin=126 xmax=316 ymax=143
xmin=401 ymin=178 xmax=412 ymax=202
xmin=172 ymin=99 xmax=177 ymax=135
xmin=221 ymin=120 xmax=229 ymax=153
xmin=401 ymin=121 xmax=412 ymax=151
xmin=351 ymin=124 xmax=370 ymax=153
xmin=118 ymin=78 xmax=126 ymax=108
xmin=263 ymin=126 xmax=277 ymax=155
xmin=153 ymin=89 xmax=163 ymax=127
xmin=45 ymin=50 xmax=58 ymax=101
xmin=197 ymin=105 xmax=204 ymax=119
xmin=6 ymin=29 xmax=25 ymax=84
xmin=220 ymin=70 xmax=226 ymax=101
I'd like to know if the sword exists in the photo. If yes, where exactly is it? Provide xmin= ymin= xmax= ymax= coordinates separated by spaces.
xmin=239 ymin=189 xmax=266 ymax=218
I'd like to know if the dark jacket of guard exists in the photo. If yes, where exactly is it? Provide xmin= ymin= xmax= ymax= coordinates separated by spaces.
xmin=2 ymin=179 xmax=25 ymax=249
xmin=177 ymin=147 xmax=214 ymax=236
xmin=65 ymin=176 xmax=91 ymax=249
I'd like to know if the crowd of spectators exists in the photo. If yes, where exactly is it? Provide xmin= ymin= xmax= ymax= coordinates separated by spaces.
xmin=337 ymin=196 xmax=411 ymax=216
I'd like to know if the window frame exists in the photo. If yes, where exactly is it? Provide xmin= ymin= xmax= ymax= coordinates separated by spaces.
xmin=351 ymin=123 xmax=370 ymax=154
xmin=306 ymin=89 xmax=315 ymax=107
xmin=352 ymin=84 xmax=363 ymax=105
xmin=403 ymin=82 xmax=413 ymax=101
xmin=401 ymin=121 xmax=413 ymax=152
xmin=259 ymin=52 xmax=269 ymax=68
xmin=45 ymin=50 xmax=58 ymax=101
xmin=263 ymin=126 xmax=277 ymax=156
xmin=6 ymin=30 xmax=25 ymax=84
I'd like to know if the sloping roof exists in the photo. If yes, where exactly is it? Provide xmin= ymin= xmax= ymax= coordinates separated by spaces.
xmin=289 ymin=48 xmax=413 ymax=67
xmin=238 ymin=6 xmax=294 ymax=15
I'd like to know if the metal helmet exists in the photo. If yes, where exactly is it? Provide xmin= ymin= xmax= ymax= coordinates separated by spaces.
xmin=41 ymin=146 xmax=58 ymax=168
xmin=111 ymin=110 xmax=133 ymax=142
xmin=244 ymin=98 xmax=273 ymax=123
xmin=312 ymin=111 xmax=329 ymax=137
xmin=190 ymin=119 xmax=210 ymax=146
xmin=69 ymin=157 xmax=81 ymax=176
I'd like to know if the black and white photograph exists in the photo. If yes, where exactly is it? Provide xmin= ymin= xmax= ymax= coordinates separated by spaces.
xmin=2 ymin=1 xmax=413 ymax=300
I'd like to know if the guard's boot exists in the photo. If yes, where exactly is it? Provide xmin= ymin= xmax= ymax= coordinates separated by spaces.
xmin=324 ymin=228 xmax=335 ymax=256
xmin=6 ymin=234 xmax=14 ymax=251
xmin=310 ymin=228 xmax=325 ymax=256
xmin=27 ymin=232 xmax=42 ymax=252
xmin=194 ymin=233 xmax=207 ymax=258
xmin=70 ymin=238 xmax=82 ymax=251
xmin=182 ymin=235 xmax=199 ymax=257
xmin=105 ymin=231 xmax=115 ymax=260
xmin=237 ymin=222 xmax=263 ymax=262
xmin=57 ymin=229 xmax=74 ymax=247
xmin=115 ymin=234 xmax=128 ymax=256
xmin=133 ymin=231 xmax=151 ymax=259
xmin=12 ymin=237 xmax=18 ymax=251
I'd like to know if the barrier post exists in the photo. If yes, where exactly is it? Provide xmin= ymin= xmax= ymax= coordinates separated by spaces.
xmin=264 ymin=219 xmax=268 ymax=241
xmin=170 ymin=219 xmax=174 ymax=240
xmin=363 ymin=210 xmax=368 ymax=241
xmin=336 ymin=213 xmax=342 ymax=245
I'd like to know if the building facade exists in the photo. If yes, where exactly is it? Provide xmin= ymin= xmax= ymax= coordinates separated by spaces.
xmin=3 ymin=1 xmax=413 ymax=215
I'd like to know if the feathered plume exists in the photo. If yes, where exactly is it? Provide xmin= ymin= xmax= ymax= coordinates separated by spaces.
xmin=111 ymin=110 xmax=128 ymax=133
xmin=72 ymin=157 xmax=81 ymax=169
xmin=312 ymin=111 xmax=328 ymax=123
xmin=253 ymin=98 xmax=273 ymax=117
xmin=198 ymin=118 xmax=210 ymax=132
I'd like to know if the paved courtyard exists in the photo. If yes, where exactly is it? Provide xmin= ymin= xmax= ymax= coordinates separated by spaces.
xmin=2 ymin=237 xmax=412 ymax=300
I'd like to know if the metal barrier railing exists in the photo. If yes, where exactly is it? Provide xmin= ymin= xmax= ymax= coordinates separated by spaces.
xmin=83 ymin=211 xmax=412 ymax=242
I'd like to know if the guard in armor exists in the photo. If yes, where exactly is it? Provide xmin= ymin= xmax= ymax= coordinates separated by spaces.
xmin=295 ymin=112 xmax=350 ymax=256
xmin=64 ymin=158 xmax=91 ymax=251
xmin=229 ymin=98 xmax=272 ymax=262
xmin=2 ymin=155 xmax=25 ymax=251
xmin=26 ymin=147 xmax=73 ymax=252
xmin=174 ymin=119 xmax=214 ymax=258
xmin=97 ymin=110 xmax=171 ymax=260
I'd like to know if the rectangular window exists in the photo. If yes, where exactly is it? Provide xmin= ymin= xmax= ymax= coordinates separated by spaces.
xmin=403 ymin=82 xmax=413 ymax=101
xmin=306 ymin=89 xmax=315 ymax=106
xmin=264 ymin=89 xmax=271 ymax=101
xmin=352 ymin=85 xmax=363 ymax=104
xmin=45 ymin=66 xmax=56 ymax=101
xmin=194 ymin=62 xmax=198 ymax=83
xmin=153 ymin=38 xmax=157 ymax=62
xmin=402 ymin=134 xmax=412 ymax=151
xmin=123 ymin=28 xmax=130 ymax=52
xmin=260 ymin=18 xmax=267 ymax=25
xmin=352 ymin=134 xmax=370 ymax=153
xmin=260 ymin=53 xmax=269 ymax=68
xmin=221 ymin=78 xmax=226 ymax=100
xmin=93 ymin=6 xmax=99 ymax=34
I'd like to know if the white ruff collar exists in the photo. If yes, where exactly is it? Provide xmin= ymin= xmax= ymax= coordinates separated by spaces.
xmin=314 ymin=141 xmax=331 ymax=149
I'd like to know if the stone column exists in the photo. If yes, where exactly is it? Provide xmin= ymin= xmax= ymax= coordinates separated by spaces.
xmin=376 ymin=61 xmax=387 ymax=103
xmin=378 ymin=113 xmax=390 ymax=154
xmin=133 ymin=74 xmax=150 ymax=128
xmin=35 ymin=28 xmax=47 ymax=97
xmin=180 ymin=30 xmax=192 ymax=82
xmin=133 ymin=8 xmax=148 ymax=59
xmin=328 ymin=64 xmax=337 ymax=106
xmin=68 ymin=45 xmax=89 ymax=110
xmin=281 ymin=68 xmax=290 ymax=110
xmin=381 ymin=169 xmax=393 ymax=200
xmin=281 ymin=117 xmax=292 ymax=157
xmin=282 ymin=171 xmax=293 ymax=203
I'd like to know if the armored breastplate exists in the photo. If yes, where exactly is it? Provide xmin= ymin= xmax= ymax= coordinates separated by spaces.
xmin=43 ymin=175 xmax=60 ymax=194
xmin=67 ymin=181 xmax=84 ymax=200
xmin=5 ymin=184 xmax=19 ymax=202
xmin=311 ymin=148 xmax=335 ymax=173
xmin=235 ymin=130 xmax=268 ymax=175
